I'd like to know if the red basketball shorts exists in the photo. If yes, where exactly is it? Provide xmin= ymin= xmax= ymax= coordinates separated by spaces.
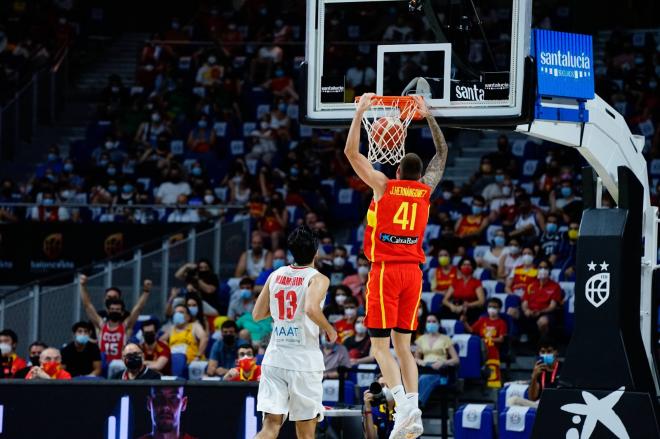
xmin=364 ymin=261 xmax=423 ymax=331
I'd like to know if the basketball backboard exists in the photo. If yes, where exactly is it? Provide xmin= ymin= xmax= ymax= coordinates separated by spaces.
xmin=302 ymin=0 xmax=534 ymax=126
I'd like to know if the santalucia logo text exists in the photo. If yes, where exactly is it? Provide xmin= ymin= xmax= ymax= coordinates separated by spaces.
xmin=539 ymin=50 xmax=591 ymax=70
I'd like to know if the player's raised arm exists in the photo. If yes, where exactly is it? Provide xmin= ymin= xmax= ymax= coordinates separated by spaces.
xmin=344 ymin=92 xmax=388 ymax=199
xmin=415 ymin=96 xmax=448 ymax=190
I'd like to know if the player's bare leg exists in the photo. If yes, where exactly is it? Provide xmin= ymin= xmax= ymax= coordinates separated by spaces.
xmin=255 ymin=414 xmax=284 ymax=439
xmin=371 ymin=335 xmax=404 ymax=389
xmin=294 ymin=418 xmax=318 ymax=439
xmin=393 ymin=330 xmax=423 ymax=437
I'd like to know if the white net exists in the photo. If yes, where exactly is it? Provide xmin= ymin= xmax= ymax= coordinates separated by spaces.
xmin=360 ymin=97 xmax=417 ymax=165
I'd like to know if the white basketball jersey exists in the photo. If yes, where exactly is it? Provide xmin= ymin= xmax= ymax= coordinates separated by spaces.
xmin=261 ymin=265 xmax=325 ymax=372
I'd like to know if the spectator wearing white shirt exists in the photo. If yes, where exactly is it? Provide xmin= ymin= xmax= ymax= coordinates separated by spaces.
xmin=29 ymin=192 xmax=70 ymax=222
xmin=346 ymin=57 xmax=376 ymax=95
xmin=195 ymin=54 xmax=223 ymax=87
xmin=167 ymin=195 xmax=200 ymax=223
xmin=497 ymin=238 xmax=523 ymax=280
xmin=156 ymin=168 xmax=191 ymax=204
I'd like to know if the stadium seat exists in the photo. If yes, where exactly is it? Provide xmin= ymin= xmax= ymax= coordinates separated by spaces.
xmin=322 ymin=379 xmax=357 ymax=406
xmin=498 ymin=407 xmax=536 ymax=439
xmin=482 ymin=280 xmax=499 ymax=298
xmin=453 ymin=404 xmax=495 ymax=438
xmin=452 ymin=334 xmax=482 ymax=379
xmin=559 ymin=282 xmax=575 ymax=302
xmin=431 ymin=293 xmax=445 ymax=314
xmin=188 ymin=360 xmax=208 ymax=380
xmin=440 ymin=319 xmax=465 ymax=336
xmin=170 ymin=353 xmax=189 ymax=379
xmin=107 ymin=359 xmax=126 ymax=379
xmin=497 ymin=383 xmax=529 ymax=411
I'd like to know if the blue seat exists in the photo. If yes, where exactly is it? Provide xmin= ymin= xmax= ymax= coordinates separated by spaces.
xmin=431 ymin=293 xmax=445 ymax=314
xmin=498 ymin=407 xmax=536 ymax=439
xmin=322 ymin=380 xmax=357 ymax=406
xmin=451 ymin=334 xmax=483 ymax=379
xmin=497 ymin=383 xmax=529 ymax=412
xmin=73 ymin=375 xmax=104 ymax=380
xmin=454 ymin=404 xmax=494 ymax=438
xmin=170 ymin=353 xmax=189 ymax=379
xmin=440 ymin=319 xmax=464 ymax=337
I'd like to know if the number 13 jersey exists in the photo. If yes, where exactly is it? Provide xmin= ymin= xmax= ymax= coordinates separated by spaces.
xmin=363 ymin=179 xmax=431 ymax=264
xmin=261 ymin=265 xmax=325 ymax=372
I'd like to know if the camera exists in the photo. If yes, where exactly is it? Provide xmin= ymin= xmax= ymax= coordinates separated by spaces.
xmin=369 ymin=381 xmax=388 ymax=406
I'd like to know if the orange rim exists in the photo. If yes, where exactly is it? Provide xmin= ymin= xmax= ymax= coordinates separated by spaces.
xmin=355 ymin=95 xmax=423 ymax=120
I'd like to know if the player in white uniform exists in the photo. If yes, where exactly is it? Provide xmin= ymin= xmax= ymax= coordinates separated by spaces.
xmin=253 ymin=226 xmax=338 ymax=439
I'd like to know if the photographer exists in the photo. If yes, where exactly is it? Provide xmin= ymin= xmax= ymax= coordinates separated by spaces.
xmin=175 ymin=258 xmax=221 ymax=313
xmin=363 ymin=375 xmax=395 ymax=439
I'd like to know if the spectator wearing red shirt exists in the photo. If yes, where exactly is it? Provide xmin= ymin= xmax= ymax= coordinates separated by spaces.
xmin=223 ymin=345 xmax=261 ymax=382
xmin=26 ymin=348 xmax=71 ymax=380
xmin=0 ymin=329 xmax=27 ymax=378
xmin=432 ymin=248 xmax=457 ymax=294
xmin=342 ymin=253 xmax=370 ymax=304
xmin=522 ymin=260 xmax=561 ymax=336
xmin=442 ymin=258 xmax=485 ymax=323
xmin=454 ymin=195 xmax=490 ymax=245
xmin=140 ymin=320 xmax=171 ymax=376
xmin=462 ymin=298 xmax=508 ymax=388
xmin=334 ymin=296 xmax=358 ymax=343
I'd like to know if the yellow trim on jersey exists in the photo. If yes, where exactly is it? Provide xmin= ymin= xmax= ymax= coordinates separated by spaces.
xmin=410 ymin=279 xmax=423 ymax=330
xmin=379 ymin=261 xmax=386 ymax=328
xmin=370 ymin=201 xmax=378 ymax=262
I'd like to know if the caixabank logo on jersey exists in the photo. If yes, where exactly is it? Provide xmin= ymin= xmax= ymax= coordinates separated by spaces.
xmin=534 ymin=29 xmax=595 ymax=100
xmin=379 ymin=233 xmax=418 ymax=245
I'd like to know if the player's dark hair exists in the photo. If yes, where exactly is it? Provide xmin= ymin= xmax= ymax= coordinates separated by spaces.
xmin=287 ymin=225 xmax=319 ymax=265
xmin=398 ymin=153 xmax=423 ymax=180
xmin=487 ymin=297 xmax=503 ymax=309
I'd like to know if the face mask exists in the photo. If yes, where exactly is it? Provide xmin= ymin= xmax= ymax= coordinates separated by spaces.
xmin=273 ymin=258 xmax=286 ymax=270
xmin=260 ymin=121 xmax=270 ymax=130
xmin=561 ymin=187 xmax=572 ymax=198
xmin=240 ymin=289 xmax=252 ymax=300
xmin=192 ymin=167 xmax=202 ymax=176
xmin=493 ymin=236 xmax=506 ymax=247
xmin=487 ymin=307 xmax=499 ymax=318
xmin=42 ymin=198 xmax=55 ymax=206
xmin=122 ymin=184 xmax=133 ymax=194
xmin=274 ymin=69 xmax=284 ymax=78
xmin=546 ymin=223 xmax=558 ymax=234
xmin=358 ymin=266 xmax=370 ymax=277
xmin=107 ymin=167 xmax=117 ymax=176
xmin=355 ymin=323 xmax=367 ymax=335
xmin=442 ymin=191 xmax=452 ymax=200
xmin=460 ymin=265 xmax=473 ymax=276
xmin=105 ymin=141 xmax=115 ymax=149
xmin=290 ymin=167 xmax=300 ymax=177
xmin=0 ymin=343 xmax=11 ymax=355
xmin=108 ymin=311 xmax=123 ymax=322
xmin=426 ymin=322 xmax=439 ymax=333
xmin=568 ymin=229 xmax=579 ymax=240
xmin=42 ymin=361 xmax=60 ymax=376
xmin=188 ymin=306 xmax=199 ymax=317
xmin=30 ymin=355 xmax=41 ymax=366
xmin=238 ymin=357 xmax=256 ymax=371
xmin=143 ymin=332 xmax=156 ymax=344
xmin=75 ymin=334 xmax=89 ymax=345
xmin=439 ymin=256 xmax=450 ymax=266
xmin=108 ymin=185 xmax=118 ymax=194
xmin=204 ymin=194 xmax=215 ymax=204
xmin=278 ymin=103 xmax=287 ymax=113
xmin=509 ymin=245 xmax=520 ymax=255
xmin=125 ymin=353 xmax=143 ymax=371
xmin=172 ymin=312 xmax=186 ymax=325
xmin=335 ymin=295 xmax=347 ymax=305
xmin=333 ymin=256 xmax=346 ymax=268
xmin=344 ymin=308 xmax=357 ymax=318
xmin=208 ymin=56 xmax=217 ymax=65
xmin=47 ymin=153 xmax=57 ymax=162
xmin=198 ymin=120 xmax=207 ymax=128
xmin=322 ymin=244 xmax=333 ymax=254
xmin=541 ymin=353 xmax=555 ymax=366
xmin=521 ymin=254 xmax=534 ymax=266
xmin=537 ymin=268 xmax=549 ymax=279
xmin=99 ymin=159 xmax=109 ymax=167
xmin=223 ymin=334 xmax=236 ymax=345
xmin=502 ymin=185 xmax=512 ymax=196
xmin=63 ymin=163 xmax=74 ymax=172
xmin=151 ymin=113 xmax=161 ymax=123
xmin=471 ymin=205 xmax=483 ymax=215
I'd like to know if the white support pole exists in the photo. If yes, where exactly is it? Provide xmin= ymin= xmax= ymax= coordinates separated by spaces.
xmin=133 ymin=249 xmax=142 ymax=306
xmin=0 ymin=298 xmax=5 ymax=330
xmin=105 ymin=261 xmax=113 ymax=289
xmin=160 ymin=240 xmax=169 ymax=304
xmin=187 ymin=227 xmax=197 ymax=262
xmin=30 ymin=284 xmax=40 ymax=342
xmin=213 ymin=221 xmax=221 ymax=274
xmin=73 ymin=275 xmax=81 ymax=323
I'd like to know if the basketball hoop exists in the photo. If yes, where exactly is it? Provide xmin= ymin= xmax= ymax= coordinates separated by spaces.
xmin=356 ymin=95 xmax=421 ymax=165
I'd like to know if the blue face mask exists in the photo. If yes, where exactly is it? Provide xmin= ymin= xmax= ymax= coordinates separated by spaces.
xmin=63 ymin=163 xmax=74 ymax=173
xmin=173 ymin=312 xmax=186 ymax=325
xmin=546 ymin=223 xmax=558 ymax=233
xmin=42 ymin=198 xmax=54 ymax=206
xmin=426 ymin=322 xmax=440 ymax=334
xmin=560 ymin=187 xmax=572 ymax=198
xmin=198 ymin=120 xmax=207 ymax=128
xmin=495 ymin=174 xmax=505 ymax=183
xmin=493 ymin=236 xmax=506 ymax=247
xmin=107 ymin=167 xmax=117 ymax=176
xmin=541 ymin=353 xmax=555 ymax=365
xmin=46 ymin=174 xmax=56 ymax=182
xmin=47 ymin=153 xmax=57 ymax=162
xmin=108 ymin=185 xmax=118 ymax=194
xmin=188 ymin=306 xmax=199 ymax=317
xmin=273 ymin=258 xmax=286 ymax=269
xmin=472 ymin=205 xmax=483 ymax=215
xmin=192 ymin=167 xmax=202 ymax=176
xmin=122 ymin=184 xmax=133 ymax=194
xmin=278 ymin=103 xmax=287 ymax=113
xmin=75 ymin=334 xmax=89 ymax=345
xmin=240 ymin=289 xmax=252 ymax=300
xmin=274 ymin=69 xmax=284 ymax=78
xmin=290 ymin=167 xmax=299 ymax=177
xmin=99 ymin=160 xmax=109 ymax=168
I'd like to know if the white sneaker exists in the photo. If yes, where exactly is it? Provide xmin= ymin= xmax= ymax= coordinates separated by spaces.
xmin=389 ymin=406 xmax=424 ymax=439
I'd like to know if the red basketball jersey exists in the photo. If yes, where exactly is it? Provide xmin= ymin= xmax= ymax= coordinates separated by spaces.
xmin=363 ymin=179 xmax=431 ymax=263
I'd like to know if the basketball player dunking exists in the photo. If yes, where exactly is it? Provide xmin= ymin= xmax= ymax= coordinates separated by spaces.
xmin=254 ymin=226 xmax=337 ymax=439
xmin=345 ymin=94 xmax=448 ymax=439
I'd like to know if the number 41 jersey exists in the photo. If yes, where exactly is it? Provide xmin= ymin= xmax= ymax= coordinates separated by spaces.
xmin=364 ymin=179 xmax=431 ymax=264
xmin=261 ymin=265 xmax=325 ymax=372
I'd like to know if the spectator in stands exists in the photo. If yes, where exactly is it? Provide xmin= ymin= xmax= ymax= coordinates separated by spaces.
xmin=98 ymin=286 xmax=128 ymax=320
xmin=236 ymin=294 xmax=273 ymax=343
xmin=528 ymin=337 xmax=562 ymax=403
xmin=156 ymin=168 xmax=191 ymax=205
xmin=61 ymin=321 xmax=102 ymax=377
xmin=166 ymin=194 xmax=200 ymax=223
xmin=322 ymin=337 xmax=351 ymax=379
xmin=26 ymin=348 xmax=71 ymax=380
xmin=195 ymin=54 xmax=223 ymax=87
xmin=481 ymin=169 xmax=508 ymax=202
xmin=343 ymin=316 xmax=373 ymax=365
xmin=510 ymin=195 xmax=545 ymax=245
xmin=80 ymin=275 xmax=152 ymax=364
xmin=479 ymin=230 xmax=507 ymax=274
xmin=112 ymin=343 xmax=161 ymax=380
xmin=162 ymin=304 xmax=208 ymax=364
xmin=255 ymin=248 xmax=287 ymax=288
xmin=207 ymin=320 xmax=246 ymax=377
xmin=506 ymin=247 xmax=538 ymax=295
xmin=186 ymin=114 xmax=216 ymax=153
xmin=497 ymin=237 xmax=523 ymax=279
xmin=454 ymin=195 xmax=489 ymax=245
xmin=235 ymin=232 xmax=273 ymax=279
xmin=550 ymin=179 xmax=583 ymax=223
xmin=321 ymin=245 xmax=356 ymax=286
xmin=539 ymin=212 xmax=563 ymax=264
xmin=486 ymin=135 xmax=517 ymax=177
xmin=334 ymin=296 xmax=358 ymax=342
xmin=13 ymin=341 xmax=48 ymax=378
xmin=135 ymin=111 xmax=170 ymax=148
xmin=442 ymin=258 xmax=485 ymax=323
xmin=556 ymin=221 xmax=579 ymax=280
xmin=342 ymin=253 xmax=370 ymax=301
xmin=346 ymin=56 xmax=376 ymax=97
xmin=522 ymin=260 xmax=561 ymax=337
xmin=0 ymin=329 xmax=26 ymax=378
xmin=228 ymin=277 xmax=256 ymax=319
xmin=324 ymin=285 xmax=352 ymax=323
xmin=184 ymin=293 xmax=210 ymax=331
xmin=230 ymin=175 xmax=252 ymax=205
xmin=469 ymin=157 xmax=496 ymax=195
xmin=415 ymin=314 xmax=460 ymax=407
xmin=260 ymin=194 xmax=288 ymax=249
xmin=431 ymin=248 xmax=457 ymax=294
xmin=223 ymin=345 xmax=261 ymax=381
xmin=175 ymin=258 xmax=220 ymax=313
xmin=28 ymin=191 xmax=70 ymax=222
xmin=139 ymin=319 xmax=171 ymax=375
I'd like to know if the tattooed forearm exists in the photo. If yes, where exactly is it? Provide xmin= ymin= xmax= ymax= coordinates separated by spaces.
xmin=420 ymin=115 xmax=448 ymax=189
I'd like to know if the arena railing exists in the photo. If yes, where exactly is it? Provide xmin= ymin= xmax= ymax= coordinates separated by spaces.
xmin=0 ymin=217 xmax=250 ymax=356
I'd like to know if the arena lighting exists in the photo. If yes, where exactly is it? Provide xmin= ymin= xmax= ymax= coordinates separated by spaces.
xmin=244 ymin=396 xmax=258 ymax=438
xmin=107 ymin=416 xmax=116 ymax=439
xmin=0 ymin=404 xmax=4 ymax=434
xmin=106 ymin=396 xmax=130 ymax=439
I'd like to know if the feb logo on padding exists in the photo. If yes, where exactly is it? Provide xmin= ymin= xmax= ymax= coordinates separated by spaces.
xmin=585 ymin=260 xmax=610 ymax=308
